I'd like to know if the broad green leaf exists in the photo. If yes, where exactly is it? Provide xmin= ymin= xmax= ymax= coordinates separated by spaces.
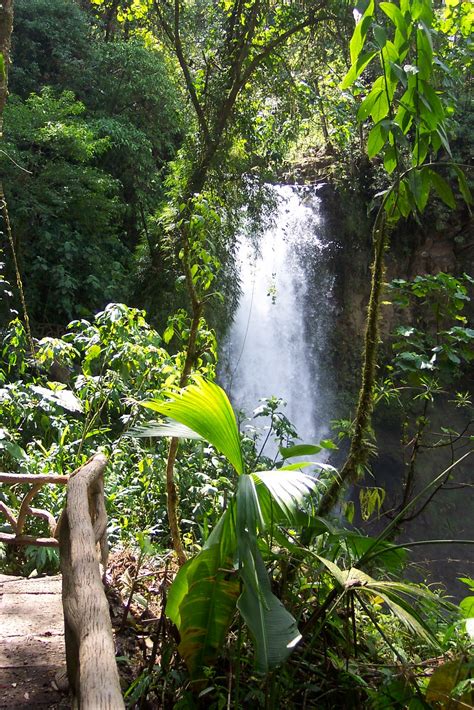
xmin=411 ymin=167 xmax=431 ymax=212
xmin=237 ymin=473 xmax=264 ymax=541
xmin=371 ymin=92 xmax=389 ymax=123
xmin=416 ymin=26 xmax=433 ymax=80
xmin=367 ymin=121 xmax=387 ymax=158
xmin=373 ymin=24 xmax=387 ymax=49
xmin=418 ymin=93 xmax=439 ymax=130
xmin=279 ymin=443 xmax=322 ymax=459
xmin=3 ymin=440 xmax=28 ymax=462
xmin=459 ymin=596 xmax=474 ymax=619
xmin=320 ymin=439 xmax=338 ymax=450
xmin=453 ymin=165 xmax=473 ymax=208
xmin=163 ymin=323 xmax=174 ymax=344
xmin=31 ymin=385 xmax=83 ymax=413
xmin=237 ymin=545 xmax=301 ymax=674
xmin=166 ymin=544 xmax=240 ymax=679
xmin=421 ymin=81 xmax=444 ymax=122
xmin=142 ymin=378 xmax=245 ymax=474
xmin=398 ymin=179 xmax=413 ymax=218
xmin=349 ymin=2 xmax=375 ymax=64
xmin=341 ymin=49 xmax=378 ymax=90
xmin=426 ymin=659 xmax=474 ymax=707
xmin=413 ymin=133 xmax=430 ymax=166
xmin=358 ymin=88 xmax=383 ymax=122
xmin=429 ymin=170 xmax=456 ymax=209
xmin=395 ymin=87 xmax=415 ymax=134
xmin=383 ymin=144 xmax=397 ymax=174
xmin=380 ymin=2 xmax=407 ymax=36
xmin=411 ymin=0 xmax=433 ymax=24
xmin=205 ymin=502 xmax=237 ymax=563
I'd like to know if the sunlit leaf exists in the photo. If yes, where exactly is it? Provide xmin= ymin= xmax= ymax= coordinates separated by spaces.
xmin=349 ymin=1 xmax=375 ymax=64
xmin=252 ymin=469 xmax=319 ymax=527
xmin=30 ymin=385 xmax=83 ymax=413
xmin=380 ymin=2 xmax=407 ymax=36
xmin=129 ymin=421 xmax=203 ymax=440
xmin=166 ymin=544 xmax=240 ymax=679
xmin=279 ymin=443 xmax=322 ymax=459
xmin=141 ymin=377 xmax=245 ymax=474
xmin=341 ymin=49 xmax=378 ymax=90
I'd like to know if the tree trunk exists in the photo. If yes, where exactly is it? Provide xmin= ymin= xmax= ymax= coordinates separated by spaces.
xmin=0 ymin=0 xmax=13 ymax=136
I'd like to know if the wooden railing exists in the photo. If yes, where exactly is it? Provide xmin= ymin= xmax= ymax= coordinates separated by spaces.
xmin=0 ymin=472 xmax=68 ymax=546
xmin=0 ymin=454 xmax=124 ymax=709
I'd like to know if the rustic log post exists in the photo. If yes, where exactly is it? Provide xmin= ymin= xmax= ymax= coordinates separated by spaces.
xmin=58 ymin=454 xmax=124 ymax=709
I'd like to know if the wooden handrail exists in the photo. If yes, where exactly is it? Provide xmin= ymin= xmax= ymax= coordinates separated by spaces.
xmin=0 ymin=457 xmax=124 ymax=706
xmin=57 ymin=453 xmax=124 ymax=709
xmin=0 ymin=473 xmax=67 ymax=543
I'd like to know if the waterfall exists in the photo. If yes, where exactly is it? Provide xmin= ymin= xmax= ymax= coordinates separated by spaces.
xmin=221 ymin=184 xmax=334 ymax=452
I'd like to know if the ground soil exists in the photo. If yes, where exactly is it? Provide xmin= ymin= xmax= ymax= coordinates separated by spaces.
xmin=0 ymin=574 xmax=68 ymax=709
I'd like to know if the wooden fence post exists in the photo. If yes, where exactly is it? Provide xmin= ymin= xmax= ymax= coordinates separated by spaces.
xmin=58 ymin=454 xmax=124 ymax=709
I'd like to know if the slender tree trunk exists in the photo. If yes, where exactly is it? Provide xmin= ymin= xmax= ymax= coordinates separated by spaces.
xmin=317 ymin=214 xmax=388 ymax=517
xmin=162 ymin=158 xmax=209 ymax=565
xmin=0 ymin=0 xmax=13 ymax=132
xmin=0 ymin=0 xmax=34 ymax=355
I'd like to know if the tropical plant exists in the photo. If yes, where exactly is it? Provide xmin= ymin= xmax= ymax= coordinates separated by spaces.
xmin=133 ymin=376 xmax=465 ymax=692
xmin=134 ymin=377 xmax=333 ymax=679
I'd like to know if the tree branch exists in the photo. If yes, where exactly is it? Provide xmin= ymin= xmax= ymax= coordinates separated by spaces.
xmin=153 ymin=0 xmax=212 ymax=146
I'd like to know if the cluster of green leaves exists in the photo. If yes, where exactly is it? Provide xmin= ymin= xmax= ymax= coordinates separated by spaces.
xmin=387 ymin=272 xmax=474 ymax=382
xmin=137 ymin=378 xmax=326 ymax=677
xmin=2 ymin=89 xmax=129 ymax=323
xmin=0 ymin=304 xmax=216 ymax=549
xmin=341 ymin=0 xmax=472 ymax=221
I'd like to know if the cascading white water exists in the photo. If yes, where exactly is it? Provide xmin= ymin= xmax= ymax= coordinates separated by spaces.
xmin=221 ymin=184 xmax=334 ymax=449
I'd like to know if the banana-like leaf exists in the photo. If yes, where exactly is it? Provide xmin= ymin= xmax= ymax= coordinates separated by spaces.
xmin=166 ymin=502 xmax=239 ymax=679
xmin=205 ymin=501 xmax=237 ymax=560
xmin=141 ymin=377 xmax=245 ymax=474
xmin=237 ymin=544 xmax=302 ymax=674
xmin=129 ymin=421 xmax=203 ymax=440
xmin=236 ymin=475 xmax=302 ymax=673
xmin=237 ymin=473 xmax=264 ymax=546
xmin=166 ymin=542 xmax=240 ymax=680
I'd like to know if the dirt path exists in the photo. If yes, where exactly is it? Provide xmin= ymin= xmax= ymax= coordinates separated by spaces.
xmin=0 ymin=574 xmax=68 ymax=709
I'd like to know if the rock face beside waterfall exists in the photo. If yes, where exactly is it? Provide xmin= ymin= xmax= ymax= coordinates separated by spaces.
xmin=316 ymin=183 xmax=474 ymax=398
xmin=317 ymin=182 xmax=473 ymax=599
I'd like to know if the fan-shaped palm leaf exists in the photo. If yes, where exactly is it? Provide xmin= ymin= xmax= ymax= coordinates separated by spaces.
xmin=141 ymin=377 xmax=245 ymax=474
